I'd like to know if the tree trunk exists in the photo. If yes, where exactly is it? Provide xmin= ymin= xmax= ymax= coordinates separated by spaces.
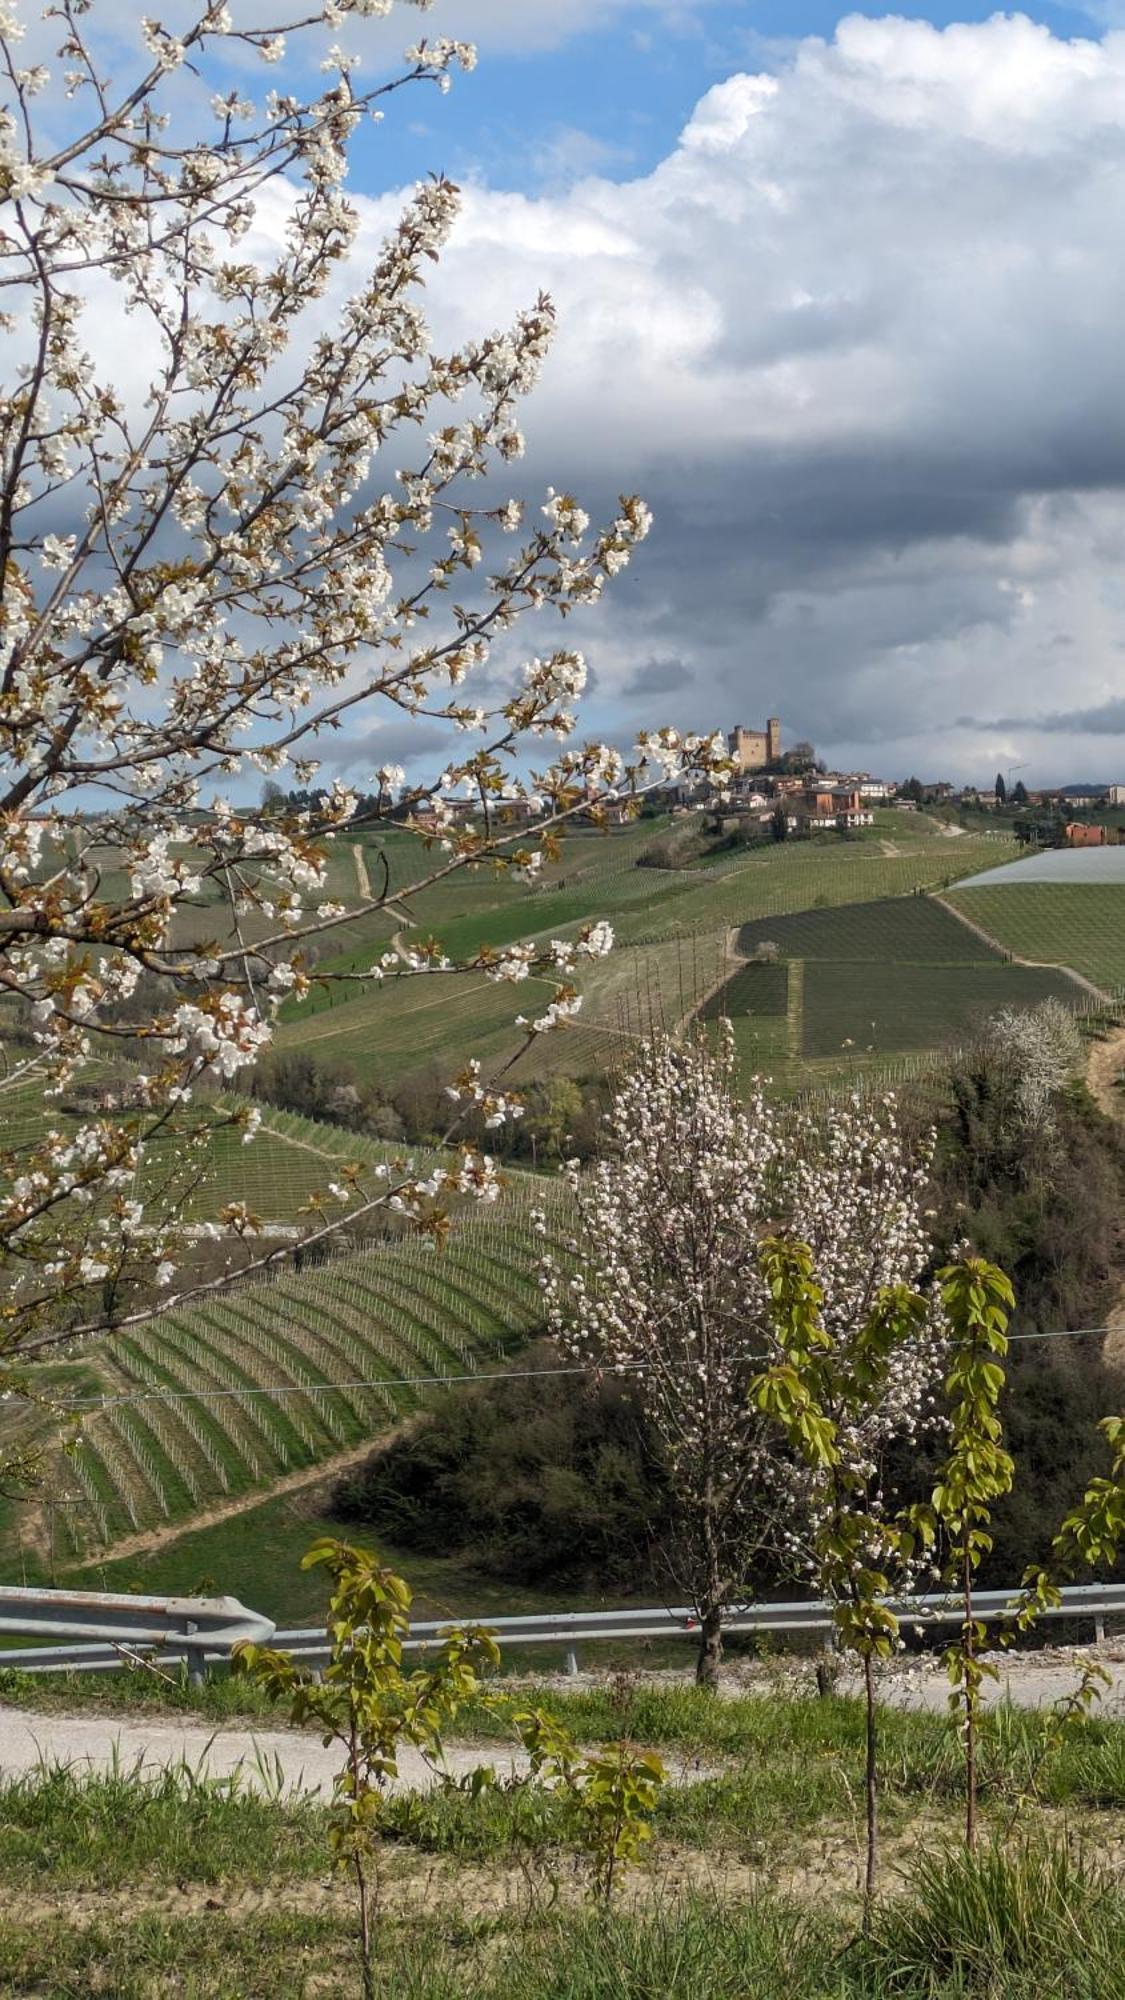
xmin=696 ymin=1496 xmax=724 ymax=1691
xmin=696 ymin=1602 xmax=723 ymax=1690
xmin=354 ymin=1851 xmax=374 ymax=2000
xmin=863 ymin=1651 xmax=879 ymax=1920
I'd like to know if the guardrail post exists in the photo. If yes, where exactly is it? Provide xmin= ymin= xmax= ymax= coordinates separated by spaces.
xmin=564 ymin=1647 xmax=580 ymax=1678
xmin=184 ymin=1620 xmax=204 ymax=1689
xmin=1095 ymin=1613 xmax=1106 ymax=1645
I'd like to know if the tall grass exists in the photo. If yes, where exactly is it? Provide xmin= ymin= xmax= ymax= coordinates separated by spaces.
xmin=858 ymin=1840 xmax=1125 ymax=1998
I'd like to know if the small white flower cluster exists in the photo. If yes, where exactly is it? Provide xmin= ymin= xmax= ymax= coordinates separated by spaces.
xmin=516 ymin=991 xmax=582 ymax=1036
xmin=444 ymin=1058 xmax=525 ymax=1129
xmin=162 ymin=995 xmax=272 ymax=1080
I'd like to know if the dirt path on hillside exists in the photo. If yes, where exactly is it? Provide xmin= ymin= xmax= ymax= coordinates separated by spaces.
xmin=673 ymin=928 xmax=737 ymax=1035
xmin=69 ymin=1428 xmax=407 ymax=1571
xmin=351 ymin=838 xmax=412 ymax=928
xmin=932 ymin=894 xmax=1109 ymax=1002
xmin=351 ymin=841 xmax=371 ymax=902
xmin=260 ymin=1126 xmax=358 ymax=1164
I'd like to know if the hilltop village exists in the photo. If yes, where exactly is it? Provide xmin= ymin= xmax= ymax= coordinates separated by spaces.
xmin=651 ymin=717 xmax=1125 ymax=848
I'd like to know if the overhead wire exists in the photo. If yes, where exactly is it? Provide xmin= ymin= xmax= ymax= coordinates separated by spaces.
xmin=58 ymin=1322 xmax=1120 ymax=1411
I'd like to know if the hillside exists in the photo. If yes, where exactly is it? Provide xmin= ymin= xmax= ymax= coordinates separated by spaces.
xmin=9 ymin=1175 xmax=571 ymax=1571
xmin=947 ymin=881 xmax=1125 ymax=996
xmin=4 ymin=815 xmax=1100 ymax=1587
xmin=274 ymin=823 xmax=1021 ymax=1097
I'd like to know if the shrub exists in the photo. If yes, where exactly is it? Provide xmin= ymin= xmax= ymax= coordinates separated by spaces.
xmin=333 ymin=1343 xmax=672 ymax=1589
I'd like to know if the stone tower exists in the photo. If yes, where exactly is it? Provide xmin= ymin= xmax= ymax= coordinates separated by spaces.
xmin=767 ymin=717 xmax=782 ymax=764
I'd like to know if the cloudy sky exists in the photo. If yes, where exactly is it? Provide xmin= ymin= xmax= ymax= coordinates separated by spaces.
xmin=300 ymin=0 xmax=1125 ymax=789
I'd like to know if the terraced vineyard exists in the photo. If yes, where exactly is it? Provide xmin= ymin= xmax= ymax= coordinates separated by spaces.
xmin=276 ymin=933 xmax=728 ymax=1089
xmin=699 ymin=960 xmax=789 ymax=1020
xmin=0 ymin=1071 xmax=411 ymax=1231
xmin=32 ymin=1182 xmax=572 ymax=1558
xmin=734 ymin=896 xmax=1000 ymax=963
xmin=946 ymin=883 xmax=1125 ymax=996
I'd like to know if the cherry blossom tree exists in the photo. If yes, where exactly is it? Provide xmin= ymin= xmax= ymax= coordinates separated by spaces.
xmin=539 ymin=1029 xmax=946 ymax=1687
xmin=0 ymin=0 xmax=730 ymax=1364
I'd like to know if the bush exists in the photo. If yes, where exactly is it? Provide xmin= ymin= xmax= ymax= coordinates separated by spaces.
xmin=333 ymin=1343 xmax=672 ymax=1589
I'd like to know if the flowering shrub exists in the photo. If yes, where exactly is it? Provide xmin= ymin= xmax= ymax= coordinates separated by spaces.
xmin=539 ymin=1027 xmax=947 ymax=1685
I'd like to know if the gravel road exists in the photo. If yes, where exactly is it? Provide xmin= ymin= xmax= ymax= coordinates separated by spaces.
xmin=845 ymin=1649 xmax=1125 ymax=1715
xmin=2 ymin=1646 xmax=1123 ymax=1795
xmin=0 ymin=1707 xmax=531 ymax=1797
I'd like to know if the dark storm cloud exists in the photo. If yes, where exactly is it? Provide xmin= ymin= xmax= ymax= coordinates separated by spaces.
xmin=314 ymin=720 xmax=454 ymax=774
xmin=961 ymin=698 xmax=1125 ymax=736
xmin=623 ymin=655 xmax=694 ymax=696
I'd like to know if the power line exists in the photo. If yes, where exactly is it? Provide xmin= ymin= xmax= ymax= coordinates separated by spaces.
xmin=59 ymin=1322 xmax=1119 ymax=1412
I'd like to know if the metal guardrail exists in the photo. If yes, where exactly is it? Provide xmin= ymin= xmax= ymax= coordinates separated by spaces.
xmin=0 ymin=1586 xmax=275 ymax=1685
xmin=0 ymin=1582 xmax=1120 ymax=1681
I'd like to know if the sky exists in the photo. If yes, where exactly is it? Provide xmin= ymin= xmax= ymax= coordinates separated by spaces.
xmin=34 ymin=2 xmax=1125 ymax=792
xmin=288 ymin=0 xmax=1125 ymax=790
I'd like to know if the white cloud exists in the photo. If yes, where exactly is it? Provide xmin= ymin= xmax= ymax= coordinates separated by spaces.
xmin=342 ymin=11 xmax=1125 ymax=783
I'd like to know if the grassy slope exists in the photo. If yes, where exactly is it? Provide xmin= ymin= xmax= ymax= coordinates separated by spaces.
xmin=275 ymin=830 xmax=1017 ymax=1093
xmin=0 ymin=1688 xmax=1123 ymax=1995
xmin=275 ymin=932 xmax=727 ymax=1087
xmin=698 ymin=890 xmax=1078 ymax=1090
xmin=801 ymin=961 xmax=1078 ymax=1059
xmin=947 ymin=883 xmax=1125 ymax=994
xmin=616 ymin=834 xmax=1017 ymax=941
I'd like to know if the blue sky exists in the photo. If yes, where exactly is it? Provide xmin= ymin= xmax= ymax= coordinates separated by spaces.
xmin=354 ymin=3 xmax=1112 ymax=195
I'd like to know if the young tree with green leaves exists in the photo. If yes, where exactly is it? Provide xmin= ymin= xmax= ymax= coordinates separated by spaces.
xmin=234 ymin=1536 xmax=668 ymax=1984
xmin=922 ymin=1260 xmax=1017 ymax=1850
xmin=751 ymin=1236 xmax=933 ymax=1910
xmin=234 ymin=1539 xmax=501 ymax=1997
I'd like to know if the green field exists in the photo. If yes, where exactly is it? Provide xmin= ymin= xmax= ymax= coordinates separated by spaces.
xmin=735 ymin=895 xmax=1000 ymax=964
xmin=618 ymin=835 xmax=1018 ymax=942
xmin=275 ymin=827 xmax=1013 ymax=1095
xmin=695 ymin=892 xmax=1085 ymax=1089
xmin=277 ymin=933 xmax=727 ymax=1088
xmin=947 ymin=884 xmax=1125 ymax=996
xmin=699 ymin=959 xmax=789 ymax=1021
xmin=801 ymin=961 xmax=1079 ymax=1059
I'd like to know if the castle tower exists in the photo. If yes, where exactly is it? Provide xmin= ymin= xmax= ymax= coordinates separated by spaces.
xmin=766 ymin=717 xmax=782 ymax=764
